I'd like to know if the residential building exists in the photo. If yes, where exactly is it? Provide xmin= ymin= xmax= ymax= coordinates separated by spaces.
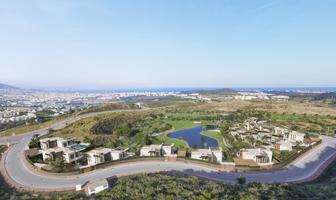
xmin=274 ymin=140 xmax=293 ymax=151
xmin=140 ymin=144 xmax=163 ymax=157
xmin=191 ymin=147 xmax=223 ymax=163
xmin=86 ymin=148 xmax=112 ymax=166
xmin=288 ymin=131 xmax=305 ymax=143
xmin=110 ymin=149 xmax=128 ymax=160
xmin=240 ymin=148 xmax=273 ymax=165
xmin=140 ymin=143 xmax=174 ymax=157
xmin=40 ymin=137 xmax=89 ymax=163
xmin=62 ymin=146 xmax=85 ymax=163
xmin=40 ymin=137 xmax=75 ymax=150
xmin=273 ymin=127 xmax=289 ymax=136
xmin=85 ymin=179 xmax=109 ymax=196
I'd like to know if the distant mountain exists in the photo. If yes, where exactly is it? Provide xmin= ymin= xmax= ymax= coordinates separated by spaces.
xmin=0 ymin=83 xmax=20 ymax=90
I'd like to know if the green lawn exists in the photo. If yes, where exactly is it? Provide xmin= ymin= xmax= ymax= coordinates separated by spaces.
xmin=201 ymin=130 xmax=228 ymax=151
xmin=164 ymin=119 xmax=196 ymax=130
xmin=151 ymin=119 xmax=196 ymax=149
xmin=163 ymin=136 xmax=189 ymax=149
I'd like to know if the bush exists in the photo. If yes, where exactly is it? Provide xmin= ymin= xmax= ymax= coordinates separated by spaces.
xmin=237 ymin=175 xmax=246 ymax=185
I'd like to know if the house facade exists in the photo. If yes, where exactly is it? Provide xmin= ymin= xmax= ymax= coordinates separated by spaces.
xmin=191 ymin=147 xmax=223 ymax=163
xmin=140 ymin=143 xmax=174 ymax=157
xmin=288 ymin=131 xmax=305 ymax=143
xmin=240 ymin=148 xmax=273 ymax=165
xmin=40 ymin=137 xmax=89 ymax=163
xmin=87 ymin=148 xmax=112 ymax=166
xmin=274 ymin=140 xmax=293 ymax=151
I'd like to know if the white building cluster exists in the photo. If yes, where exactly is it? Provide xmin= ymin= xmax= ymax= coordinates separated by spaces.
xmin=229 ymin=117 xmax=318 ymax=166
xmin=0 ymin=108 xmax=36 ymax=124
xmin=234 ymin=92 xmax=289 ymax=101
xmin=0 ymin=90 xmax=182 ymax=125
xmin=40 ymin=137 xmax=89 ymax=163
xmin=39 ymin=137 xmax=128 ymax=167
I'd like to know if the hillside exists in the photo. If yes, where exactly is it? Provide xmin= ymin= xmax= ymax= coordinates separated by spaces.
xmin=0 ymin=83 xmax=19 ymax=90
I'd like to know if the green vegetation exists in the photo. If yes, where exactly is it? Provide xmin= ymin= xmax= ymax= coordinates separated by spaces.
xmin=79 ymin=102 xmax=139 ymax=114
xmin=151 ymin=133 xmax=189 ymax=149
xmin=46 ymin=158 xmax=65 ymax=173
xmin=0 ymin=112 xmax=77 ymax=137
xmin=0 ymin=103 xmax=137 ymax=137
xmin=73 ymin=161 xmax=336 ymax=199
xmin=0 ymin=120 xmax=31 ymax=133
xmin=0 ymin=145 xmax=7 ymax=155
xmin=137 ymin=96 xmax=200 ymax=108
xmin=272 ymin=146 xmax=304 ymax=163
xmin=237 ymin=175 xmax=246 ymax=185
xmin=201 ymin=130 xmax=227 ymax=150
xmin=46 ymin=111 xmax=179 ymax=152
xmin=164 ymin=119 xmax=196 ymax=130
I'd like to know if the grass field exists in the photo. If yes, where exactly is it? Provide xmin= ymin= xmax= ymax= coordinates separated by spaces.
xmin=163 ymin=119 xmax=196 ymax=130
xmin=195 ymin=100 xmax=336 ymax=116
xmin=156 ymin=120 xmax=195 ymax=148
xmin=152 ymin=132 xmax=189 ymax=149
xmin=201 ymin=130 xmax=228 ymax=151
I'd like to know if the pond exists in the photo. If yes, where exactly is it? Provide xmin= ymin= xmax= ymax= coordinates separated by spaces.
xmin=167 ymin=126 xmax=218 ymax=148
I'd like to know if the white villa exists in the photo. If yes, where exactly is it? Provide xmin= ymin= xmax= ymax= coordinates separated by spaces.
xmin=140 ymin=143 xmax=174 ymax=157
xmin=40 ymin=137 xmax=75 ymax=150
xmin=240 ymin=148 xmax=273 ymax=165
xmin=288 ymin=131 xmax=305 ymax=143
xmin=85 ymin=179 xmax=109 ymax=196
xmin=273 ymin=127 xmax=289 ymax=136
xmin=274 ymin=140 xmax=293 ymax=151
xmin=40 ymin=137 xmax=89 ymax=163
xmin=191 ymin=147 xmax=223 ymax=163
xmin=86 ymin=147 xmax=128 ymax=166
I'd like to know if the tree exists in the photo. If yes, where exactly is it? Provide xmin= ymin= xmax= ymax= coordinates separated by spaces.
xmin=237 ymin=175 xmax=246 ymax=185
xmin=48 ymin=158 xmax=65 ymax=172
xmin=28 ymin=134 xmax=41 ymax=149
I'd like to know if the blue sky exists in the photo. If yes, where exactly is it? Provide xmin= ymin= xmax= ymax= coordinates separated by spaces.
xmin=0 ymin=0 xmax=335 ymax=89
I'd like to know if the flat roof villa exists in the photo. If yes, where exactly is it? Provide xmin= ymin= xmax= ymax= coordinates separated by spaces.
xmin=289 ymin=131 xmax=305 ymax=143
xmin=140 ymin=143 xmax=174 ymax=157
xmin=239 ymin=148 xmax=273 ymax=166
xmin=274 ymin=140 xmax=293 ymax=151
xmin=40 ymin=137 xmax=75 ymax=150
xmin=40 ymin=137 xmax=90 ymax=163
xmin=191 ymin=147 xmax=223 ymax=163
xmin=86 ymin=147 xmax=128 ymax=166
xmin=85 ymin=179 xmax=109 ymax=196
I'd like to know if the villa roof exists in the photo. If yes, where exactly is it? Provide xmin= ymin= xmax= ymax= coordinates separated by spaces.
xmin=40 ymin=137 xmax=67 ymax=143
xmin=86 ymin=179 xmax=108 ymax=189
xmin=87 ymin=147 xmax=112 ymax=155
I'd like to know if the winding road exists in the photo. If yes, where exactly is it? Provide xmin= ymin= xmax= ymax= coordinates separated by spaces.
xmin=1 ymin=110 xmax=336 ymax=191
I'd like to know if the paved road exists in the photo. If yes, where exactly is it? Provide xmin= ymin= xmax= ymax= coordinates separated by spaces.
xmin=1 ymin=111 xmax=336 ymax=190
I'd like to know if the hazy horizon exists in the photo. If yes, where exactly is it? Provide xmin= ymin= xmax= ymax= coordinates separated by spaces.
xmin=1 ymin=1 xmax=336 ymax=89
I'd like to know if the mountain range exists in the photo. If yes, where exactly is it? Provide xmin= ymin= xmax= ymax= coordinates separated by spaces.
xmin=0 ymin=83 xmax=20 ymax=90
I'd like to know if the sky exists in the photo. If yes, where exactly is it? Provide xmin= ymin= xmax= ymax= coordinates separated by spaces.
xmin=0 ymin=0 xmax=336 ymax=90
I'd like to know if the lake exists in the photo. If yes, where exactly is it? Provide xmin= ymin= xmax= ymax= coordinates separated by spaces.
xmin=168 ymin=126 xmax=218 ymax=148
